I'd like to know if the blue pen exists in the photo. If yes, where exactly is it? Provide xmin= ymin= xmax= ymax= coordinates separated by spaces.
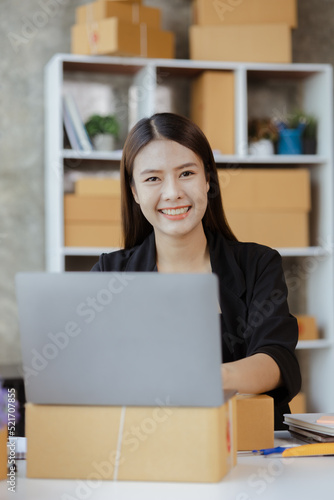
xmin=252 ymin=446 xmax=289 ymax=455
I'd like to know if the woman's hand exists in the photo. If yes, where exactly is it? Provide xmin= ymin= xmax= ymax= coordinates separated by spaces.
xmin=221 ymin=353 xmax=282 ymax=394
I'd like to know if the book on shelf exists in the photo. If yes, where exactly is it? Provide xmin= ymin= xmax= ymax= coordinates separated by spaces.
xmin=63 ymin=93 xmax=93 ymax=151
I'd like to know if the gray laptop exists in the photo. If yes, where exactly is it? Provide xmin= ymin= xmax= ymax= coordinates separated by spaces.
xmin=15 ymin=272 xmax=224 ymax=407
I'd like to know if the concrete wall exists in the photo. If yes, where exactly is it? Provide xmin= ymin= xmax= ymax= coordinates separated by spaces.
xmin=0 ymin=0 xmax=333 ymax=365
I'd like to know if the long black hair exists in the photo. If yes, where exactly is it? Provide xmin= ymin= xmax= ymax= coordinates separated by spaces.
xmin=120 ymin=112 xmax=237 ymax=249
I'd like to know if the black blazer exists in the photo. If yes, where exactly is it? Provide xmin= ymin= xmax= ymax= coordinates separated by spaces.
xmin=92 ymin=230 xmax=301 ymax=428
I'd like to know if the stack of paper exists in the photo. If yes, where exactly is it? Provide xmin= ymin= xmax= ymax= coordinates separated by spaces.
xmin=284 ymin=413 xmax=334 ymax=443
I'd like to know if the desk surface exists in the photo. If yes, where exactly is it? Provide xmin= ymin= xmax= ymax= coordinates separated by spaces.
xmin=1 ymin=432 xmax=332 ymax=500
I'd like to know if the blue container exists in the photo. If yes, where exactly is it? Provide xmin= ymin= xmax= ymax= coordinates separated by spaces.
xmin=278 ymin=127 xmax=304 ymax=155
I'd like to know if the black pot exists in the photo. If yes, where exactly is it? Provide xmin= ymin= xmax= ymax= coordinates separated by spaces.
xmin=303 ymin=137 xmax=317 ymax=155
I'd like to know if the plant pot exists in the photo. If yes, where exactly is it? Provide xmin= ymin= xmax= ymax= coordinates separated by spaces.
xmin=92 ymin=134 xmax=116 ymax=151
xmin=303 ymin=137 xmax=317 ymax=155
xmin=248 ymin=139 xmax=274 ymax=156
xmin=278 ymin=128 xmax=303 ymax=155
xmin=0 ymin=426 xmax=7 ymax=480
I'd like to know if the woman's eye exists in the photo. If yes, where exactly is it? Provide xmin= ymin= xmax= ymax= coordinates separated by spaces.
xmin=180 ymin=171 xmax=194 ymax=178
xmin=145 ymin=176 xmax=159 ymax=182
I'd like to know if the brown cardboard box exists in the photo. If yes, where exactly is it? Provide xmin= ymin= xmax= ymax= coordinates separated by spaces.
xmin=225 ymin=211 xmax=308 ymax=247
xmin=76 ymin=1 xmax=161 ymax=29
xmin=75 ymin=177 xmax=121 ymax=196
xmin=25 ymin=396 xmax=237 ymax=482
xmin=193 ymin=0 xmax=297 ymax=28
xmin=289 ymin=392 xmax=307 ymax=414
xmin=190 ymin=71 xmax=234 ymax=155
xmin=64 ymin=222 xmax=122 ymax=247
xmin=64 ymin=194 xmax=121 ymax=222
xmin=218 ymin=169 xmax=311 ymax=212
xmin=189 ymin=24 xmax=291 ymax=63
xmin=219 ymin=168 xmax=310 ymax=247
xmin=71 ymin=17 xmax=174 ymax=58
xmin=236 ymin=394 xmax=274 ymax=451
xmin=296 ymin=315 xmax=319 ymax=340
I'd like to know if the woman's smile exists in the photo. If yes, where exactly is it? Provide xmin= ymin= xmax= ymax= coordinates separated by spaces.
xmin=159 ymin=205 xmax=192 ymax=219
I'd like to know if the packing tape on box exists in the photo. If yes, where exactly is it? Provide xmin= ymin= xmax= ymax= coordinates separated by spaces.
xmin=139 ymin=23 xmax=148 ymax=57
xmin=87 ymin=22 xmax=99 ymax=55
xmin=113 ymin=406 xmax=127 ymax=481
xmin=110 ymin=400 xmax=236 ymax=480
xmin=131 ymin=4 xmax=140 ymax=24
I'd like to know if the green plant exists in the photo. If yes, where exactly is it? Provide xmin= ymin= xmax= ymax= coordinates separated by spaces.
xmin=248 ymin=118 xmax=278 ymax=143
xmin=85 ymin=114 xmax=120 ymax=138
xmin=279 ymin=110 xmax=318 ymax=137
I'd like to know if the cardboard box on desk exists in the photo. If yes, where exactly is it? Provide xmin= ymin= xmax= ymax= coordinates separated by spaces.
xmin=190 ymin=71 xmax=235 ymax=155
xmin=219 ymin=168 xmax=311 ymax=248
xmin=289 ymin=392 xmax=307 ymax=414
xmin=76 ymin=0 xmax=161 ymax=29
xmin=71 ymin=18 xmax=174 ymax=58
xmin=296 ymin=315 xmax=319 ymax=340
xmin=189 ymin=24 xmax=291 ymax=63
xmin=193 ymin=0 xmax=297 ymax=28
xmin=236 ymin=394 xmax=274 ymax=450
xmin=25 ymin=396 xmax=237 ymax=482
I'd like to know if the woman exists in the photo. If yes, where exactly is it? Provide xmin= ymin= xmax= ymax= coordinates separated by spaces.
xmin=92 ymin=112 xmax=301 ymax=428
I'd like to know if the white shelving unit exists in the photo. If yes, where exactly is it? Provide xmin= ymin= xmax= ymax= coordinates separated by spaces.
xmin=45 ymin=54 xmax=334 ymax=413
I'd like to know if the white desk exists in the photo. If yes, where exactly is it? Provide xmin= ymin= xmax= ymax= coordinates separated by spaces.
xmin=1 ymin=432 xmax=332 ymax=500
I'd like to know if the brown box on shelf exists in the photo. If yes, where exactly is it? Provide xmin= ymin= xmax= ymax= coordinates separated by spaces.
xmin=25 ymin=396 xmax=237 ymax=482
xmin=190 ymin=71 xmax=234 ymax=155
xmin=189 ymin=24 xmax=291 ymax=63
xmin=71 ymin=17 xmax=174 ymax=58
xmin=218 ymin=169 xmax=311 ymax=212
xmin=289 ymin=392 xmax=307 ymax=414
xmin=296 ymin=315 xmax=319 ymax=340
xmin=193 ymin=0 xmax=297 ymax=28
xmin=225 ymin=211 xmax=309 ymax=248
xmin=76 ymin=1 xmax=161 ymax=29
xmin=75 ymin=177 xmax=121 ymax=196
xmin=236 ymin=394 xmax=274 ymax=451
xmin=219 ymin=168 xmax=310 ymax=248
xmin=64 ymin=222 xmax=123 ymax=247
xmin=64 ymin=194 xmax=121 ymax=222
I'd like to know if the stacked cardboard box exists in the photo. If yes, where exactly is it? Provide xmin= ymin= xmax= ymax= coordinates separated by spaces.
xmin=72 ymin=0 xmax=174 ymax=58
xmin=289 ymin=392 xmax=307 ymax=413
xmin=25 ymin=394 xmax=237 ymax=482
xmin=189 ymin=0 xmax=297 ymax=63
xmin=218 ymin=168 xmax=310 ymax=248
xmin=296 ymin=315 xmax=319 ymax=340
xmin=236 ymin=394 xmax=274 ymax=450
xmin=190 ymin=71 xmax=235 ymax=155
xmin=64 ymin=177 xmax=123 ymax=248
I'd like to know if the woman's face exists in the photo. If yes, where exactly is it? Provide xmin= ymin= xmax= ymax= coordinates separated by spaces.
xmin=131 ymin=139 xmax=209 ymax=240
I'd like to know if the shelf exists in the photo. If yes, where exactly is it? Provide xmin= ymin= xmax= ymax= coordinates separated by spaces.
xmin=63 ymin=247 xmax=119 ymax=256
xmin=62 ymin=149 xmax=123 ymax=161
xmin=296 ymin=339 xmax=333 ymax=349
xmin=62 ymin=149 xmax=327 ymax=165
xmin=276 ymin=247 xmax=332 ymax=257
xmin=214 ymin=155 xmax=328 ymax=165
xmin=61 ymin=246 xmax=331 ymax=259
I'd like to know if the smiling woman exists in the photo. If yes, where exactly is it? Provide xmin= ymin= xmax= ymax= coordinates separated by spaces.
xmin=91 ymin=112 xmax=301 ymax=429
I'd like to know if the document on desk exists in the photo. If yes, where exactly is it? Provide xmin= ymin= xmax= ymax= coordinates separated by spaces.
xmin=284 ymin=413 xmax=334 ymax=436
xmin=284 ymin=413 xmax=334 ymax=444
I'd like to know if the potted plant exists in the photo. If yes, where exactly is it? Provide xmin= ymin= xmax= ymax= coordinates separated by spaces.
xmin=275 ymin=110 xmax=317 ymax=155
xmin=248 ymin=118 xmax=278 ymax=156
xmin=85 ymin=114 xmax=120 ymax=151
